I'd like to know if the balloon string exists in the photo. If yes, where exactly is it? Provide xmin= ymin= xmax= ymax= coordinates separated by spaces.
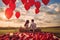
xmin=34 ymin=13 xmax=37 ymax=19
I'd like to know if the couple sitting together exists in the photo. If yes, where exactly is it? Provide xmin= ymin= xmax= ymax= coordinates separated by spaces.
xmin=24 ymin=19 xmax=36 ymax=32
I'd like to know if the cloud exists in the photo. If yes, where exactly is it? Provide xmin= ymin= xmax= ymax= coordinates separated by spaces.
xmin=16 ymin=4 xmax=60 ymax=27
xmin=0 ymin=3 xmax=60 ymax=27
xmin=39 ymin=3 xmax=60 ymax=14
xmin=48 ymin=3 xmax=60 ymax=13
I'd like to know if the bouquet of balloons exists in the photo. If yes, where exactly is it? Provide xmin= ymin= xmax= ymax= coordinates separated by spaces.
xmin=2 ymin=0 xmax=50 ymax=19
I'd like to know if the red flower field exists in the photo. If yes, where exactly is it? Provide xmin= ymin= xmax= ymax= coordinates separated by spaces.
xmin=0 ymin=32 xmax=59 ymax=40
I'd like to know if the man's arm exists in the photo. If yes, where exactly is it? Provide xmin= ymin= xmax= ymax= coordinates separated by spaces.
xmin=30 ymin=24 xmax=32 ymax=28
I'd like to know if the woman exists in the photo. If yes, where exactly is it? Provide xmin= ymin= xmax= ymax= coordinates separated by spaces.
xmin=24 ymin=20 xmax=29 ymax=29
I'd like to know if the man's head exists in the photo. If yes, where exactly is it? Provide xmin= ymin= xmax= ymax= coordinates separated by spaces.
xmin=31 ymin=19 xmax=34 ymax=22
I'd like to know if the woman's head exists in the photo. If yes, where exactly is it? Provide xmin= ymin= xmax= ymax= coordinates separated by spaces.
xmin=26 ymin=20 xmax=29 ymax=23
xmin=24 ymin=20 xmax=29 ymax=26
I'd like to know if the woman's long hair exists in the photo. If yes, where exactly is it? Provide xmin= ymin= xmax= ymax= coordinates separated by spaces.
xmin=24 ymin=20 xmax=29 ymax=26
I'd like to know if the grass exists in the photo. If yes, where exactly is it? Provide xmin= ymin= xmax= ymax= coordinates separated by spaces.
xmin=41 ymin=27 xmax=60 ymax=38
xmin=0 ymin=27 xmax=60 ymax=38
xmin=0 ymin=27 xmax=19 ymax=34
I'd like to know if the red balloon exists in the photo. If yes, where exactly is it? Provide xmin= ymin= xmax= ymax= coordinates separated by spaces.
xmin=15 ymin=12 xmax=20 ymax=18
xmin=2 ymin=0 xmax=10 ymax=5
xmin=11 ymin=0 xmax=16 ymax=3
xmin=42 ymin=0 xmax=50 ymax=5
xmin=24 ymin=2 xmax=31 ymax=11
xmin=35 ymin=8 xmax=40 ymax=14
xmin=35 ymin=1 xmax=41 ymax=9
xmin=29 ymin=0 xmax=35 ymax=6
xmin=5 ymin=8 xmax=13 ymax=19
xmin=21 ymin=0 xmax=27 ymax=4
xmin=9 ymin=1 xmax=16 ymax=11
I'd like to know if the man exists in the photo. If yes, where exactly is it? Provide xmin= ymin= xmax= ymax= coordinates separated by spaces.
xmin=30 ymin=19 xmax=36 ymax=32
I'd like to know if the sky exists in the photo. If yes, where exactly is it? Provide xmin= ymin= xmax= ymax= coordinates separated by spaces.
xmin=49 ymin=0 xmax=60 ymax=4
xmin=0 ymin=0 xmax=60 ymax=27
